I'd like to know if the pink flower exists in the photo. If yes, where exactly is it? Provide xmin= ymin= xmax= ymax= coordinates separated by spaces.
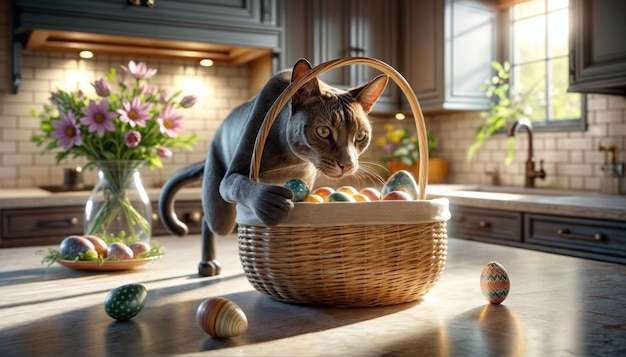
xmin=80 ymin=99 xmax=117 ymax=137
xmin=92 ymin=79 xmax=111 ymax=97
xmin=157 ymin=147 xmax=172 ymax=158
xmin=116 ymin=97 xmax=151 ymax=127
xmin=51 ymin=112 xmax=82 ymax=149
xmin=179 ymin=95 xmax=197 ymax=108
xmin=121 ymin=61 xmax=157 ymax=80
xmin=124 ymin=130 xmax=141 ymax=148
xmin=157 ymin=105 xmax=184 ymax=138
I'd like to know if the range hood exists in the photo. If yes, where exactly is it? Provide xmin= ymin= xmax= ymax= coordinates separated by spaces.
xmin=9 ymin=0 xmax=282 ymax=93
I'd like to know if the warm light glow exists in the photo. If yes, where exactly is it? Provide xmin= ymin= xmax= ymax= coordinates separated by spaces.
xmin=199 ymin=59 xmax=214 ymax=67
xmin=79 ymin=50 xmax=94 ymax=59
xmin=394 ymin=113 xmax=406 ymax=120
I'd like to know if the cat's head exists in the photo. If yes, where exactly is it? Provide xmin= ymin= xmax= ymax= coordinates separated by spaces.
xmin=286 ymin=59 xmax=388 ymax=179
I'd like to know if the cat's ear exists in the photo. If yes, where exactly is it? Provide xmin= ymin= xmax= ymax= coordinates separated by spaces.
xmin=291 ymin=59 xmax=320 ymax=107
xmin=349 ymin=74 xmax=389 ymax=114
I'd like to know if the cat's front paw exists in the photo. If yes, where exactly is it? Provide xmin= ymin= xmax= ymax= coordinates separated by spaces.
xmin=250 ymin=184 xmax=295 ymax=226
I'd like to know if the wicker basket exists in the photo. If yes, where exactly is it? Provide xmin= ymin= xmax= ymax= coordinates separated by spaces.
xmin=237 ymin=57 xmax=450 ymax=307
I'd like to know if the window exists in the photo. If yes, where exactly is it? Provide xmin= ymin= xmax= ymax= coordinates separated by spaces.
xmin=507 ymin=0 xmax=584 ymax=131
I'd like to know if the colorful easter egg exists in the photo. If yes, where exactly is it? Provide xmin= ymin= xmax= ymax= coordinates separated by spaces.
xmin=196 ymin=297 xmax=248 ymax=338
xmin=336 ymin=186 xmax=359 ymax=196
xmin=60 ymin=235 xmax=98 ymax=260
xmin=128 ymin=241 xmax=151 ymax=257
xmin=104 ymin=283 xmax=148 ymax=321
xmin=82 ymin=235 xmax=108 ymax=257
xmin=107 ymin=242 xmax=134 ymax=260
xmin=382 ymin=170 xmax=419 ymax=200
xmin=311 ymin=187 xmax=335 ymax=200
xmin=303 ymin=194 xmax=325 ymax=203
xmin=326 ymin=191 xmax=356 ymax=202
xmin=480 ymin=261 xmax=510 ymax=304
xmin=381 ymin=191 xmax=413 ymax=201
xmin=353 ymin=193 xmax=371 ymax=202
xmin=359 ymin=187 xmax=381 ymax=201
xmin=283 ymin=179 xmax=310 ymax=202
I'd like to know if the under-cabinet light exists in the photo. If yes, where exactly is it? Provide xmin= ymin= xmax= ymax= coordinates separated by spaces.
xmin=79 ymin=50 xmax=94 ymax=59
xmin=394 ymin=113 xmax=406 ymax=120
xmin=199 ymin=59 xmax=214 ymax=67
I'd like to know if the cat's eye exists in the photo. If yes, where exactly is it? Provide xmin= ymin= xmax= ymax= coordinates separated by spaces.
xmin=355 ymin=130 xmax=367 ymax=142
xmin=317 ymin=126 xmax=331 ymax=138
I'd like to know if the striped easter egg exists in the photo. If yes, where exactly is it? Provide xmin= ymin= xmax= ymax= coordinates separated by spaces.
xmin=196 ymin=297 xmax=248 ymax=338
xmin=480 ymin=261 xmax=510 ymax=304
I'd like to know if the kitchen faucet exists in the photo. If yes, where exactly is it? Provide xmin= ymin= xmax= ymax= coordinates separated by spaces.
xmin=507 ymin=118 xmax=546 ymax=188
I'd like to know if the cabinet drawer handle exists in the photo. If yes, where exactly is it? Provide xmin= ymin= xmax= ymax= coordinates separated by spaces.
xmin=36 ymin=217 xmax=79 ymax=228
xmin=557 ymin=229 xmax=605 ymax=242
xmin=453 ymin=220 xmax=491 ymax=231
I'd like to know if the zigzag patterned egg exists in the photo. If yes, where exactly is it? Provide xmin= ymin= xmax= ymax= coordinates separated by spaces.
xmin=480 ymin=261 xmax=510 ymax=304
xmin=196 ymin=297 xmax=248 ymax=338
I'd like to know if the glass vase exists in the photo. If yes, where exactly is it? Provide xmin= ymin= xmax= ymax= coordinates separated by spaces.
xmin=84 ymin=160 xmax=152 ymax=243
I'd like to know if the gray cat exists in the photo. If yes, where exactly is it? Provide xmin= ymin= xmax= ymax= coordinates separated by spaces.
xmin=158 ymin=59 xmax=388 ymax=276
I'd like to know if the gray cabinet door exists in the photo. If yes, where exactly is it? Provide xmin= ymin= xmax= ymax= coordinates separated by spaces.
xmin=568 ymin=0 xmax=626 ymax=95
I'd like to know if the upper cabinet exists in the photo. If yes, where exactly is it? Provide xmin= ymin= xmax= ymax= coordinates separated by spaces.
xmin=400 ymin=0 xmax=497 ymax=113
xmin=281 ymin=0 xmax=496 ymax=114
xmin=568 ymin=0 xmax=626 ymax=96
xmin=281 ymin=0 xmax=399 ymax=113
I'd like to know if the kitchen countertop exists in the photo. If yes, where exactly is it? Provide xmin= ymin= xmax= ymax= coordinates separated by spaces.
xmin=1 ymin=185 xmax=624 ymax=222
xmin=1 ymin=234 xmax=625 ymax=356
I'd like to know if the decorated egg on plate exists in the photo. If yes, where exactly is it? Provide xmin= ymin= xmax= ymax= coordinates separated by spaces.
xmin=283 ymin=179 xmax=310 ymax=202
xmin=382 ymin=170 xmax=419 ymax=200
xmin=196 ymin=297 xmax=248 ymax=338
xmin=60 ymin=235 xmax=98 ymax=259
xmin=107 ymin=242 xmax=134 ymax=260
xmin=82 ymin=235 xmax=108 ymax=257
xmin=336 ymin=186 xmax=359 ymax=196
xmin=480 ymin=261 xmax=510 ymax=304
xmin=303 ymin=194 xmax=324 ymax=203
xmin=104 ymin=283 xmax=148 ymax=321
xmin=128 ymin=241 xmax=151 ymax=257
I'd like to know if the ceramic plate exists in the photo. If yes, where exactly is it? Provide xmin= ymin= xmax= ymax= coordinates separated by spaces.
xmin=56 ymin=257 xmax=159 ymax=271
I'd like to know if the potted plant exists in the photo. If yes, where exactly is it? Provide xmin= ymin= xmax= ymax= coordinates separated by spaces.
xmin=376 ymin=123 xmax=448 ymax=183
xmin=467 ymin=61 xmax=533 ymax=165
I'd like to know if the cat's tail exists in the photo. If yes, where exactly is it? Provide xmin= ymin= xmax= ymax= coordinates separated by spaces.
xmin=158 ymin=161 xmax=205 ymax=236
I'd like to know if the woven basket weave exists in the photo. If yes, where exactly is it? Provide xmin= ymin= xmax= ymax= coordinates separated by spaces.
xmin=237 ymin=57 xmax=450 ymax=307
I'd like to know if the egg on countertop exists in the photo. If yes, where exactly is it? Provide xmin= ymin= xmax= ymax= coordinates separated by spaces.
xmin=382 ymin=170 xmax=419 ymax=200
xmin=480 ymin=261 xmax=510 ymax=304
xmin=104 ymin=283 xmax=148 ymax=321
xmin=196 ymin=297 xmax=248 ymax=338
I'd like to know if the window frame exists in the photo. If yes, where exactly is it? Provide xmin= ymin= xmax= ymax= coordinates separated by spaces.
xmin=498 ymin=0 xmax=587 ymax=133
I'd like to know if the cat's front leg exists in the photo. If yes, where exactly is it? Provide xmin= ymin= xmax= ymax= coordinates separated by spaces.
xmin=220 ymin=174 xmax=295 ymax=226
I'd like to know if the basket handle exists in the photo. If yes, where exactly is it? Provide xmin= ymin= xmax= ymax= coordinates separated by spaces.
xmin=249 ymin=57 xmax=429 ymax=200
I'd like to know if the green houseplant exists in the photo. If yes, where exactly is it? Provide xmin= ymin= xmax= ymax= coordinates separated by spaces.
xmin=467 ymin=61 xmax=532 ymax=165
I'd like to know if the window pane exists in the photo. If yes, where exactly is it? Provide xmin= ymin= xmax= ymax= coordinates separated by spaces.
xmin=548 ymin=9 xmax=569 ymax=57
xmin=514 ymin=0 xmax=546 ymax=19
xmin=548 ymin=0 xmax=568 ymax=11
xmin=513 ymin=16 xmax=546 ymax=64
xmin=549 ymin=57 xmax=581 ymax=120
xmin=514 ymin=62 xmax=546 ymax=121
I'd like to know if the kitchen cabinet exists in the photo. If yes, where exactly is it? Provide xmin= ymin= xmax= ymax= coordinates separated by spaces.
xmin=280 ymin=0 xmax=399 ymax=113
xmin=448 ymin=205 xmax=523 ymax=246
xmin=568 ymin=0 xmax=626 ymax=95
xmin=447 ymin=204 xmax=626 ymax=264
xmin=0 ymin=200 xmax=203 ymax=248
xmin=400 ymin=0 xmax=497 ymax=113
xmin=525 ymin=213 xmax=626 ymax=264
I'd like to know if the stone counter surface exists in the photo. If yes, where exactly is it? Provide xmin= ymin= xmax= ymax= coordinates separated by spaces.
xmin=1 ymin=184 xmax=624 ymax=221
xmin=1 ymin=234 xmax=624 ymax=356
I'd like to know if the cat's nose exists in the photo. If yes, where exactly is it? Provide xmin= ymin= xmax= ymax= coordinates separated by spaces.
xmin=338 ymin=162 xmax=354 ymax=174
